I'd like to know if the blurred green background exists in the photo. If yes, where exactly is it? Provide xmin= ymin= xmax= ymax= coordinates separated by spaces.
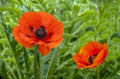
xmin=0 ymin=0 xmax=120 ymax=79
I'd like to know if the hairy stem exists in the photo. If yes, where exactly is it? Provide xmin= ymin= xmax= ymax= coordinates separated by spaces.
xmin=34 ymin=45 xmax=39 ymax=79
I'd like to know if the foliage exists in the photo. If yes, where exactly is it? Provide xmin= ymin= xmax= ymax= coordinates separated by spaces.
xmin=0 ymin=0 xmax=120 ymax=79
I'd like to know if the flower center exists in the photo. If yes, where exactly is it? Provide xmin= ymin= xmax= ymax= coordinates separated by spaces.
xmin=35 ymin=27 xmax=47 ymax=39
xmin=89 ymin=55 xmax=97 ymax=64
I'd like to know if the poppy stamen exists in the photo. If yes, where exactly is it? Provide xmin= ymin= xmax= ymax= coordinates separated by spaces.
xmin=29 ymin=26 xmax=34 ymax=32
xmin=49 ymin=33 xmax=53 ymax=36
xmin=89 ymin=55 xmax=97 ymax=64
xmin=25 ymin=35 xmax=31 ymax=38
xmin=35 ymin=27 xmax=47 ymax=39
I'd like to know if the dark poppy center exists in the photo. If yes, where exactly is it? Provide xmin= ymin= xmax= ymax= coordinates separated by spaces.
xmin=89 ymin=55 xmax=97 ymax=64
xmin=35 ymin=27 xmax=47 ymax=39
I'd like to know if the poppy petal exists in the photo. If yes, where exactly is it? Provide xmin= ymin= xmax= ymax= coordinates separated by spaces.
xmin=19 ymin=21 xmax=34 ymax=36
xmin=45 ymin=19 xmax=64 ymax=42
xmin=19 ymin=33 xmax=38 ymax=44
xmin=48 ymin=38 xmax=64 ymax=49
xmin=13 ymin=26 xmax=34 ymax=48
xmin=93 ymin=44 xmax=108 ymax=65
xmin=85 ymin=44 xmax=108 ymax=68
xmin=38 ymin=44 xmax=51 ymax=56
xmin=73 ymin=53 xmax=90 ymax=68
xmin=47 ymin=19 xmax=64 ymax=33
xmin=19 ymin=12 xmax=42 ymax=30
xmin=38 ymin=12 xmax=55 ymax=27
xmin=81 ymin=41 xmax=103 ymax=56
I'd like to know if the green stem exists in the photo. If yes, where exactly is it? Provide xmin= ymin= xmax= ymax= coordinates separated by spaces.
xmin=23 ymin=48 xmax=29 ymax=79
xmin=34 ymin=45 xmax=39 ymax=79
xmin=45 ymin=48 xmax=59 ymax=79
xmin=38 ymin=53 xmax=44 ymax=79
xmin=97 ymin=67 xmax=100 ymax=79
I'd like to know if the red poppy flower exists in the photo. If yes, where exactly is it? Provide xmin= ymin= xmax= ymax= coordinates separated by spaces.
xmin=13 ymin=12 xmax=64 ymax=56
xmin=73 ymin=41 xmax=108 ymax=68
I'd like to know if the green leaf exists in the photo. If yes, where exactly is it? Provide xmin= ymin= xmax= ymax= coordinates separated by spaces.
xmin=0 ymin=7 xmax=22 ymax=14
xmin=45 ymin=48 xmax=59 ymax=79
